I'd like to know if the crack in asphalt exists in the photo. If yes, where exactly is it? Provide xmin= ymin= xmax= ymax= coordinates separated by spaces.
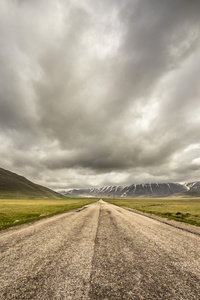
xmin=87 ymin=203 xmax=101 ymax=299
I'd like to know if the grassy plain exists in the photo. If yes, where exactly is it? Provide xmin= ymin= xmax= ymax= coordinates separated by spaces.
xmin=0 ymin=198 xmax=97 ymax=231
xmin=106 ymin=198 xmax=200 ymax=227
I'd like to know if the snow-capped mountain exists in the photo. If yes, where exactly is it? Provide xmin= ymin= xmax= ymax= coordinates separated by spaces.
xmin=185 ymin=181 xmax=200 ymax=191
xmin=60 ymin=181 xmax=200 ymax=198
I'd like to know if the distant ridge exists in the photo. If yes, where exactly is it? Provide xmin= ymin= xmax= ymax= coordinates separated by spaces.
xmin=0 ymin=167 xmax=61 ymax=199
xmin=60 ymin=181 xmax=200 ymax=198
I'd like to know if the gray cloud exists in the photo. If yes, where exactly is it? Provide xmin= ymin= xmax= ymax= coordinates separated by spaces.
xmin=1 ymin=0 xmax=200 ymax=189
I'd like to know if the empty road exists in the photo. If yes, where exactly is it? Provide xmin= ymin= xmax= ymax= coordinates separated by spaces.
xmin=0 ymin=200 xmax=200 ymax=299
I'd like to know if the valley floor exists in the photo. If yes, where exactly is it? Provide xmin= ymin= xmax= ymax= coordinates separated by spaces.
xmin=0 ymin=200 xmax=200 ymax=299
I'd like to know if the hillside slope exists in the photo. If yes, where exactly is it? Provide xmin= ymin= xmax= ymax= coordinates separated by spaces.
xmin=0 ymin=168 xmax=60 ymax=199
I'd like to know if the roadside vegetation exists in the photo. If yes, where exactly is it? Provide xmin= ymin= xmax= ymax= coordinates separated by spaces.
xmin=0 ymin=198 xmax=97 ymax=231
xmin=106 ymin=198 xmax=200 ymax=227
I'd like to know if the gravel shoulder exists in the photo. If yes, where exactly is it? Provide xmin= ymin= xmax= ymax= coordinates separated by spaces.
xmin=123 ymin=206 xmax=200 ymax=236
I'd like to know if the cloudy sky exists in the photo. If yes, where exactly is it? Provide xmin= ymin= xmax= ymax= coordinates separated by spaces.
xmin=1 ymin=0 xmax=200 ymax=190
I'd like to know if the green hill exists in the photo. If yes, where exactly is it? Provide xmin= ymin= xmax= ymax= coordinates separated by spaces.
xmin=0 ymin=167 xmax=61 ymax=199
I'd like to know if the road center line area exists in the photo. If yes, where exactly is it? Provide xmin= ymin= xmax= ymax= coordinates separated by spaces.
xmin=0 ymin=200 xmax=200 ymax=299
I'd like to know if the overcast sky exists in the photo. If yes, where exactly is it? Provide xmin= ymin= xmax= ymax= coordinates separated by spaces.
xmin=1 ymin=0 xmax=200 ymax=190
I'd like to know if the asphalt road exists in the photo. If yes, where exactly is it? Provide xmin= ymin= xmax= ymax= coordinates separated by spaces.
xmin=0 ymin=200 xmax=200 ymax=299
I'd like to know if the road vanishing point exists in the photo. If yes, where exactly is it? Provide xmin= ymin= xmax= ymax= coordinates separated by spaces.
xmin=0 ymin=200 xmax=200 ymax=299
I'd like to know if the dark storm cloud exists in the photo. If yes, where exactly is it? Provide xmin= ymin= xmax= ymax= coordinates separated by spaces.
xmin=1 ymin=0 xmax=200 ymax=188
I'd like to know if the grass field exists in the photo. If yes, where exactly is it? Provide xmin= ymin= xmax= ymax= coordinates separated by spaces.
xmin=0 ymin=198 xmax=97 ymax=231
xmin=1 ymin=197 xmax=200 ymax=231
xmin=106 ymin=198 xmax=200 ymax=227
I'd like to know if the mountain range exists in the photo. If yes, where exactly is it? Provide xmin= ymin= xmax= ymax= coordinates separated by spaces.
xmin=1 ymin=166 xmax=200 ymax=199
xmin=0 ymin=167 xmax=61 ymax=199
xmin=60 ymin=182 xmax=200 ymax=198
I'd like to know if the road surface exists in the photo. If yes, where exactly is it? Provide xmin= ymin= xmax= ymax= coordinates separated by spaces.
xmin=0 ymin=200 xmax=200 ymax=299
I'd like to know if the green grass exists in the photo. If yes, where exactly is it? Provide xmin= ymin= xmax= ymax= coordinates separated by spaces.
xmin=105 ymin=198 xmax=200 ymax=227
xmin=2 ymin=197 xmax=199 ymax=231
xmin=0 ymin=198 xmax=97 ymax=231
